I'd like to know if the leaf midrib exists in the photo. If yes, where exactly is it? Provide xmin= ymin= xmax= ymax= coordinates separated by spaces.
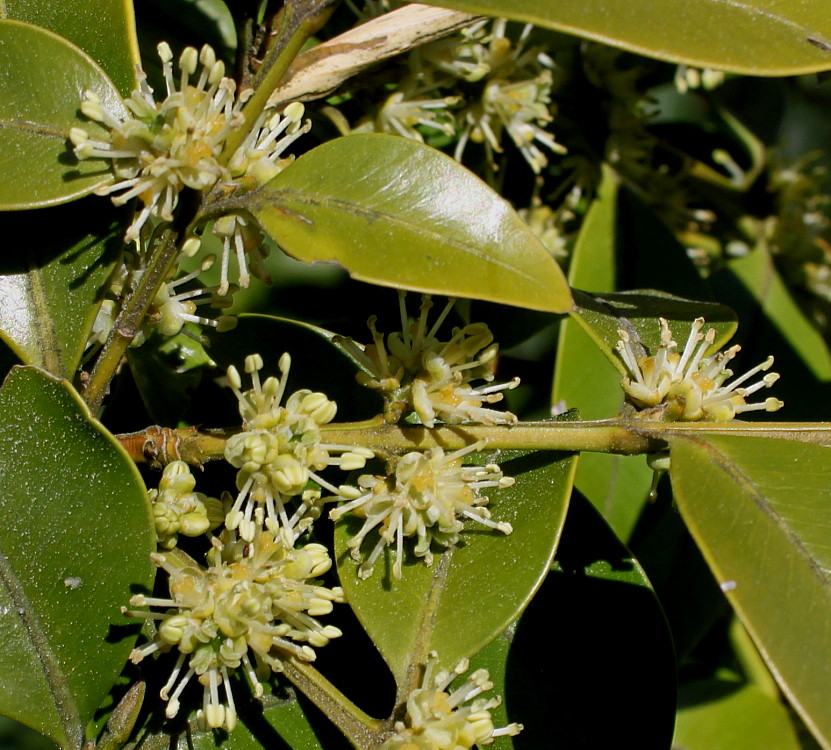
xmin=254 ymin=189 xmax=541 ymax=284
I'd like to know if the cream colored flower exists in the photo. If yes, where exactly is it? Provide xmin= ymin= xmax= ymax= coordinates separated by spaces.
xmin=125 ymin=517 xmax=344 ymax=731
xmin=337 ymin=294 xmax=519 ymax=426
xmin=330 ymin=442 xmax=513 ymax=579
xmin=381 ymin=651 xmax=522 ymax=749
xmin=616 ymin=318 xmax=784 ymax=421
xmin=224 ymin=353 xmax=373 ymax=541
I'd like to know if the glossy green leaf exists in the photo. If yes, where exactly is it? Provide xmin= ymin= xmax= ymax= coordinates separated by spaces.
xmin=552 ymin=164 xmax=619 ymax=418
xmin=674 ymin=681 xmax=801 ymax=750
xmin=0 ymin=19 xmax=127 ymax=209
xmin=206 ymin=314 xmax=383 ymax=423
xmin=245 ymin=134 xmax=573 ymax=314
xmin=334 ymin=449 xmax=575 ymax=684
xmin=0 ymin=367 xmax=153 ymax=749
xmin=0 ymin=199 xmax=123 ymax=378
xmin=669 ymin=434 xmax=831 ymax=749
xmin=571 ymin=288 xmax=738 ymax=377
xmin=479 ymin=492 xmax=675 ymax=748
xmin=422 ymin=0 xmax=831 ymax=75
xmin=1 ymin=0 xmax=139 ymax=96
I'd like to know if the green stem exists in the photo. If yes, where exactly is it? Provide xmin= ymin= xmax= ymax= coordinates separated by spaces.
xmin=220 ymin=0 xmax=339 ymax=165
xmin=281 ymin=658 xmax=383 ymax=748
xmin=117 ymin=420 xmax=831 ymax=466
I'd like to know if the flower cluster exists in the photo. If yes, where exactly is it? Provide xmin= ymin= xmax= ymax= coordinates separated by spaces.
xmin=149 ymin=461 xmax=223 ymax=549
xmin=330 ymin=442 xmax=514 ymax=580
xmin=381 ymin=651 xmax=522 ymax=748
xmin=126 ymin=516 xmax=344 ymax=731
xmin=224 ymin=353 xmax=374 ymax=541
xmin=616 ymin=318 xmax=784 ymax=421
xmin=71 ymin=42 xmax=309 ymax=294
xmin=442 ymin=20 xmax=566 ymax=173
xmin=337 ymin=19 xmax=564 ymax=174
xmin=337 ymin=293 xmax=519 ymax=426
xmin=71 ymin=43 xmax=249 ymax=242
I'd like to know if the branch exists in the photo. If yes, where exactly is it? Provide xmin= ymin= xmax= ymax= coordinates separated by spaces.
xmin=117 ymin=420 xmax=831 ymax=466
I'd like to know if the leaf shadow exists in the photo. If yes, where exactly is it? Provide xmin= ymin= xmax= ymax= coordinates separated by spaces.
xmin=503 ymin=493 xmax=677 ymax=749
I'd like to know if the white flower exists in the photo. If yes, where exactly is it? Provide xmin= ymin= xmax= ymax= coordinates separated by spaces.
xmin=381 ymin=651 xmax=522 ymax=749
xmin=224 ymin=353 xmax=374 ymax=541
xmin=616 ymin=318 xmax=784 ymax=421
xmin=330 ymin=441 xmax=514 ymax=580
xmin=71 ymin=43 xmax=310 ymax=296
xmin=71 ymin=43 xmax=251 ymax=242
xmin=337 ymin=294 xmax=519 ymax=426
xmin=124 ymin=518 xmax=344 ymax=731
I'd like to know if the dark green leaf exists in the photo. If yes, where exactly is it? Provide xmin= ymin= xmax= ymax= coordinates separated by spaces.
xmin=479 ymin=492 xmax=676 ymax=748
xmin=422 ymin=0 xmax=831 ymax=75
xmin=127 ymin=330 xmax=212 ymax=426
xmin=245 ymin=135 xmax=573 ymax=314
xmin=0 ymin=19 xmax=127 ymax=209
xmin=1 ymin=0 xmax=139 ymax=96
xmin=0 ymin=199 xmax=123 ymax=378
xmin=334 ymin=449 xmax=575 ymax=684
xmin=0 ymin=367 xmax=153 ymax=749
xmin=174 ymin=693 xmax=326 ymax=750
xmin=669 ymin=434 xmax=831 ymax=749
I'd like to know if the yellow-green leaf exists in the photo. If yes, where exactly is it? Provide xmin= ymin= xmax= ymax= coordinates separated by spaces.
xmin=245 ymin=135 xmax=573 ymax=313
xmin=669 ymin=434 xmax=831 ymax=749
xmin=674 ymin=681 xmax=801 ymax=750
xmin=423 ymin=0 xmax=831 ymax=75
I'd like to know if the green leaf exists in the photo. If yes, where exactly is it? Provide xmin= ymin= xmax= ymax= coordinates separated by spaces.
xmin=172 ymin=693 xmax=327 ymax=750
xmin=674 ymin=681 xmax=801 ymax=750
xmin=334 ymin=449 xmax=575 ymax=684
xmin=0 ymin=19 xmax=127 ymax=210
xmin=552 ymin=166 xmax=652 ymax=539
xmin=127 ymin=330 xmax=212 ymax=426
xmin=479 ymin=492 xmax=675 ymax=748
xmin=571 ymin=288 xmax=738 ymax=377
xmin=0 ymin=199 xmax=123 ymax=378
xmin=0 ymin=367 xmax=154 ymax=749
xmin=245 ymin=134 xmax=573 ymax=314
xmin=1 ymin=0 xmax=139 ymax=96
xmin=421 ymin=0 xmax=831 ymax=75
xmin=669 ymin=434 xmax=831 ymax=749
xmin=723 ymin=244 xmax=831 ymax=382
